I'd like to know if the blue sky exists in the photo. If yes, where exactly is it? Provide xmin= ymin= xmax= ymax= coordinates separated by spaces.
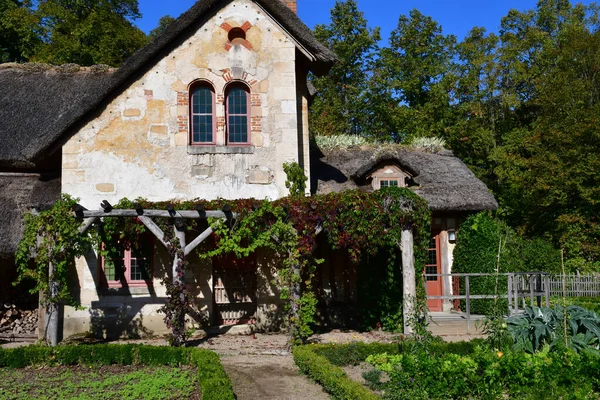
xmin=136 ymin=0 xmax=595 ymax=42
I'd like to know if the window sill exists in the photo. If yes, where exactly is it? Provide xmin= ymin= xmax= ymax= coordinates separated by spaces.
xmin=99 ymin=286 xmax=154 ymax=296
xmin=187 ymin=145 xmax=254 ymax=155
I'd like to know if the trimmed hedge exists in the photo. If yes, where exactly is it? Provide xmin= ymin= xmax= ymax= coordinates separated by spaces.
xmin=0 ymin=345 xmax=234 ymax=400
xmin=293 ymin=346 xmax=377 ymax=400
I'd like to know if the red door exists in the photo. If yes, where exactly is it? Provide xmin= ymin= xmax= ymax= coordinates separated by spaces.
xmin=425 ymin=233 xmax=443 ymax=312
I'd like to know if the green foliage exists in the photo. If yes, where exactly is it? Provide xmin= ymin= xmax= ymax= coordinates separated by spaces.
xmin=366 ymin=345 xmax=600 ymax=399
xmin=0 ymin=345 xmax=234 ymax=400
xmin=311 ymin=0 xmax=383 ymax=138
xmin=453 ymin=212 xmax=561 ymax=314
xmin=362 ymin=368 xmax=384 ymax=391
xmin=312 ymin=134 xmax=370 ymax=150
xmin=357 ymin=248 xmax=404 ymax=331
xmin=0 ymin=0 xmax=148 ymax=66
xmin=283 ymin=161 xmax=307 ymax=197
xmin=293 ymin=346 xmax=378 ymax=400
xmin=17 ymin=188 xmax=430 ymax=345
xmin=311 ymin=342 xmax=400 ymax=367
xmin=14 ymin=195 xmax=93 ymax=308
xmin=313 ymin=2 xmax=600 ymax=270
xmin=149 ymin=15 xmax=175 ymax=38
xmin=507 ymin=305 xmax=600 ymax=354
xmin=0 ymin=365 xmax=198 ymax=400
xmin=550 ymin=296 xmax=600 ymax=313
xmin=452 ymin=212 xmax=506 ymax=314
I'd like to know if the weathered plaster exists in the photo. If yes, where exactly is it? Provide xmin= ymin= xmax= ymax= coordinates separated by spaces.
xmin=61 ymin=0 xmax=314 ymax=337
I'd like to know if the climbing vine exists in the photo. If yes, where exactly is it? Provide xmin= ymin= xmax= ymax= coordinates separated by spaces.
xmin=15 ymin=195 xmax=93 ymax=309
xmin=15 ymin=187 xmax=431 ymax=346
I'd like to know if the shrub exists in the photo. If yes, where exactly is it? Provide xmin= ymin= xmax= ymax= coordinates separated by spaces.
xmin=312 ymin=342 xmax=400 ymax=366
xmin=453 ymin=213 xmax=561 ymax=315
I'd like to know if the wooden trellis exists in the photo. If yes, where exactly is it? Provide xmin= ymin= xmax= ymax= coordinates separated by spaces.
xmin=44 ymin=201 xmax=236 ymax=346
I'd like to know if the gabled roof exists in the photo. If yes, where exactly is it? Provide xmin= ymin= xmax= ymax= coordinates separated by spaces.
xmin=311 ymin=145 xmax=499 ymax=213
xmin=0 ymin=0 xmax=336 ymax=170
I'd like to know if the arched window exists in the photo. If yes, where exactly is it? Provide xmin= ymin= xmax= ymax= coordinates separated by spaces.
xmin=225 ymin=83 xmax=250 ymax=144
xmin=190 ymin=82 xmax=216 ymax=144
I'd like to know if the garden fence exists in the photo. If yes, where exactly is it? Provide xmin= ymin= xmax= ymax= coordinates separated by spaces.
xmin=547 ymin=274 xmax=600 ymax=297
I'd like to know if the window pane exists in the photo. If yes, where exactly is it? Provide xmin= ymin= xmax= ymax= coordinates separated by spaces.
xmin=228 ymin=115 xmax=248 ymax=143
xmin=390 ymin=180 xmax=399 ymax=187
xmin=380 ymin=180 xmax=389 ymax=188
xmin=193 ymin=115 xmax=213 ymax=143
xmin=130 ymin=258 xmax=149 ymax=281
xmin=228 ymin=88 xmax=247 ymax=115
xmin=192 ymin=87 xmax=212 ymax=115
xmin=106 ymin=259 xmax=124 ymax=281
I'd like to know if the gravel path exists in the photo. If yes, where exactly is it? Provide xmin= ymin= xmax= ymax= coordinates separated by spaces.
xmin=220 ymin=354 xmax=329 ymax=400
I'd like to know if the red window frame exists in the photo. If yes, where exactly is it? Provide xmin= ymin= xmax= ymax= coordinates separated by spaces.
xmin=99 ymin=239 xmax=154 ymax=288
xmin=225 ymin=83 xmax=251 ymax=146
xmin=189 ymin=81 xmax=217 ymax=145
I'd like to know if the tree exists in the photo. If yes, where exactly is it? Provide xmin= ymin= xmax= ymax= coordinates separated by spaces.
xmin=0 ymin=0 xmax=40 ymax=62
xmin=4 ymin=0 xmax=149 ymax=66
xmin=448 ymin=27 xmax=502 ymax=186
xmin=381 ymin=9 xmax=457 ymax=141
xmin=310 ymin=0 xmax=381 ymax=138
xmin=492 ymin=1 xmax=600 ymax=270
xmin=149 ymin=15 xmax=175 ymax=39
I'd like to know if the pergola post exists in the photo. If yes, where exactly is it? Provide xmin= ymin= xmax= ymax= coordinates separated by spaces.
xmin=402 ymin=226 xmax=416 ymax=335
xmin=45 ymin=261 xmax=59 ymax=346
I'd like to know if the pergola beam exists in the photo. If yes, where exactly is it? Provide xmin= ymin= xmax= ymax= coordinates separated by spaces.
xmin=184 ymin=226 xmax=214 ymax=256
xmin=138 ymin=216 xmax=169 ymax=248
xmin=79 ymin=210 xmax=237 ymax=219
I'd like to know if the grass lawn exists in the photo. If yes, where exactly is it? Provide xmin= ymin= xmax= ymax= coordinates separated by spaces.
xmin=0 ymin=365 xmax=200 ymax=400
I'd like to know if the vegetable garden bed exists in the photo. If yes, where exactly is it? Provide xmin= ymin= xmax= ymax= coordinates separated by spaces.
xmin=0 ymin=344 xmax=235 ymax=400
xmin=295 ymin=340 xmax=600 ymax=399
xmin=0 ymin=365 xmax=199 ymax=400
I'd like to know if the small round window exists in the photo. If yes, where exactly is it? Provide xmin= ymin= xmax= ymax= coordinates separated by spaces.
xmin=228 ymin=27 xmax=246 ymax=45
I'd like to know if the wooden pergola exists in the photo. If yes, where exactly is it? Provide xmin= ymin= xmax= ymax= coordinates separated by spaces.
xmin=43 ymin=201 xmax=417 ymax=345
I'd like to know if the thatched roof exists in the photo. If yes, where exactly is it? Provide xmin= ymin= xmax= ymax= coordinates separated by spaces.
xmin=0 ymin=174 xmax=61 ymax=256
xmin=311 ymin=145 xmax=499 ymax=213
xmin=0 ymin=0 xmax=336 ymax=169
xmin=0 ymin=64 xmax=116 ymax=170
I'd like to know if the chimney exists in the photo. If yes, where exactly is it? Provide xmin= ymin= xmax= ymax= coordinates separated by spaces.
xmin=281 ymin=0 xmax=297 ymax=13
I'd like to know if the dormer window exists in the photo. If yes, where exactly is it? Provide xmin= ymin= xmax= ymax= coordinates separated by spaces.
xmin=368 ymin=164 xmax=412 ymax=190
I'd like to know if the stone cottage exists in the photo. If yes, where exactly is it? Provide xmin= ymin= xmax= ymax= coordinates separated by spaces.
xmin=0 ymin=0 xmax=496 ymax=339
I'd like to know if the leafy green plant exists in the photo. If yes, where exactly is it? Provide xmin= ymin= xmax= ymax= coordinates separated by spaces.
xmin=362 ymin=368 xmax=383 ymax=390
xmin=507 ymin=305 xmax=600 ymax=353
xmin=283 ymin=161 xmax=308 ymax=197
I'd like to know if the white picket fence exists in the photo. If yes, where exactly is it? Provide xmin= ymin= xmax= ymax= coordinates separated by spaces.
xmin=548 ymin=274 xmax=600 ymax=297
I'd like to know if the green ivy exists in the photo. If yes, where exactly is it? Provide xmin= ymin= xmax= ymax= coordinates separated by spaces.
xmin=16 ymin=187 xmax=431 ymax=345
xmin=283 ymin=161 xmax=307 ymax=197
xmin=14 ymin=195 xmax=93 ymax=308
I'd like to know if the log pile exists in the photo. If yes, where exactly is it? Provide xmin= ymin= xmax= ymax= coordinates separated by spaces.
xmin=0 ymin=304 xmax=38 ymax=335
